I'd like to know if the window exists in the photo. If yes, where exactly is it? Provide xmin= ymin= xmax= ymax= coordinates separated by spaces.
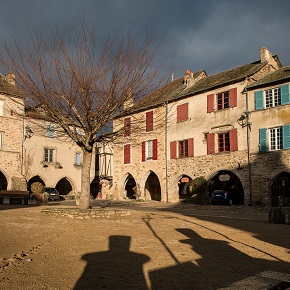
xmin=124 ymin=117 xmax=131 ymax=137
xmin=218 ymin=132 xmax=230 ymax=152
xmin=177 ymin=103 xmax=188 ymax=122
xmin=207 ymin=88 xmax=237 ymax=112
xmin=0 ymin=133 xmax=2 ymax=149
xmin=44 ymin=148 xmax=54 ymax=162
xmin=217 ymin=91 xmax=229 ymax=110
xmin=0 ymin=100 xmax=3 ymax=116
xmin=146 ymin=111 xmax=154 ymax=132
xmin=75 ymin=152 xmax=81 ymax=165
xmin=46 ymin=124 xmax=55 ymax=138
xmin=179 ymin=140 xmax=188 ymax=158
xmin=142 ymin=139 xmax=157 ymax=161
xmin=255 ymin=84 xmax=290 ymax=110
xmin=124 ymin=144 xmax=131 ymax=164
xmin=207 ymin=129 xmax=238 ymax=154
xmin=259 ymin=125 xmax=290 ymax=152
xmin=170 ymin=138 xmax=194 ymax=159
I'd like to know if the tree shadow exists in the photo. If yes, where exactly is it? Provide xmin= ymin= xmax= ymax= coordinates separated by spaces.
xmin=149 ymin=228 xmax=290 ymax=290
xmin=74 ymin=235 xmax=150 ymax=290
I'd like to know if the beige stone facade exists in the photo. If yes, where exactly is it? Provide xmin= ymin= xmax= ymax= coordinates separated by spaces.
xmin=0 ymin=74 xmax=26 ymax=190
xmin=113 ymin=48 xmax=289 ymax=206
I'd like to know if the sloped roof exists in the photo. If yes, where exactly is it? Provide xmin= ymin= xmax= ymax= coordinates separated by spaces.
xmin=0 ymin=75 xmax=24 ymax=98
xmin=247 ymin=66 xmax=290 ymax=90
xmin=181 ymin=61 xmax=267 ymax=97
xmin=121 ymin=60 xmax=267 ymax=117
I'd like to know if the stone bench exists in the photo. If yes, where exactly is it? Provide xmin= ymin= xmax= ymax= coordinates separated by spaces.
xmin=0 ymin=190 xmax=29 ymax=205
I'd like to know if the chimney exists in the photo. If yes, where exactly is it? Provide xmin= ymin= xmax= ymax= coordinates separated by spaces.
xmin=5 ymin=73 xmax=15 ymax=85
xmin=124 ymin=88 xmax=133 ymax=109
xmin=183 ymin=69 xmax=196 ymax=88
xmin=260 ymin=47 xmax=273 ymax=63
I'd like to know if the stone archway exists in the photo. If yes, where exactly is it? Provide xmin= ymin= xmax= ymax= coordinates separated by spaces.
xmin=28 ymin=176 xmax=45 ymax=193
xmin=144 ymin=171 xmax=161 ymax=201
xmin=56 ymin=177 xmax=73 ymax=195
xmin=125 ymin=174 xmax=136 ymax=199
xmin=208 ymin=170 xmax=244 ymax=204
xmin=271 ymin=172 xmax=290 ymax=206
xmin=0 ymin=171 xmax=8 ymax=190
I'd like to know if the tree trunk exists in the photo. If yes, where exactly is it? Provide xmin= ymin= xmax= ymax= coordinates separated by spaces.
xmin=79 ymin=151 xmax=92 ymax=209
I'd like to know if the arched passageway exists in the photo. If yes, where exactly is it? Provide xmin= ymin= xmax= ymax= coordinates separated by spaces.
xmin=125 ymin=175 xmax=136 ymax=199
xmin=209 ymin=170 xmax=244 ymax=204
xmin=0 ymin=171 xmax=8 ymax=190
xmin=56 ymin=178 xmax=73 ymax=195
xmin=28 ymin=176 xmax=45 ymax=193
xmin=178 ymin=175 xmax=194 ymax=201
xmin=145 ymin=171 xmax=161 ymax=201
xmin=271 ymin=172 xmax=290 ymax=206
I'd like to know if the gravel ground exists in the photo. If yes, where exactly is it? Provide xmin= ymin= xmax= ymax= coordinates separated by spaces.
xmin=0 ymin=201 xmax=289 ymax=290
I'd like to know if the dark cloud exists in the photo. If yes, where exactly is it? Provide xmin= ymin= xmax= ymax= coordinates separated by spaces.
xmin=0 ymin=0 xmax=290 ymax=77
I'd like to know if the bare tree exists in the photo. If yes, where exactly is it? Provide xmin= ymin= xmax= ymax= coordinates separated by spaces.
xmin=0 ymin=21 xmax=164 ymax=209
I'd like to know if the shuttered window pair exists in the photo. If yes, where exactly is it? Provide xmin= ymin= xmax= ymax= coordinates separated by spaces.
xmin=142 ymin=139 xmax=157 ymax=161
xmin=207 ymin=88 xmax=237 ymax=113
xmin=255 ymin=84 xmax=290 ymax=110
xmin=170 ymin=138 xmax=194 ymax=159
xmin=259 ymin=125 xmax=290 ymax=152
xmin=207 ymin=129 xmax=238 ymax=154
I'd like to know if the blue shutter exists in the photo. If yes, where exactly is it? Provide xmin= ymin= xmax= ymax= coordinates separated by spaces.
xmin=281 ymin=84 xmax=290 ymax=105
xmin=259 ymin=128 xmax=267 ymax=152
xmin=255 ymin=90 xmax=264 ymax=110
xmin=282 ymin=125 xmax=290 ymax=149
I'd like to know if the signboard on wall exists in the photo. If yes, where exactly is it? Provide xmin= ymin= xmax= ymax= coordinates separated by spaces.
xmin=219 ymin=174 xmax=230 ymax=181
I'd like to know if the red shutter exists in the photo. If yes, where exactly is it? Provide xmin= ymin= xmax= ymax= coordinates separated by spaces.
xmin=177 ymin=103 xmax=188 ymax=122
xmin=124 ymin=144 xmax=131 ymax=164
xmin=142 ymin=141 xmax=146 ymax=162
xmin=146 ymin=111 xmax=153 ymax=132
xmin=229 ymin=87 xmax=237 ymax=108
xmin=188 ymin=138 xmax=194 ymax=157
xmin=153 ymin=139 xmax=158 ymax=160
xmin=207 ymin=133 xmax=215 ymax=154
xmin=207 ymin=94 xmax=214 ymax=113
xmin=124 ymin=117 xmax=131 ymax=136
xmin=170 ymin=141 xmax=177 ymax=159
xmin=229 ymin=129 xmax=238 ymax=151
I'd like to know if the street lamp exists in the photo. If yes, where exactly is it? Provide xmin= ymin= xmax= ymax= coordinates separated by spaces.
xmin=238 ymin=87 xmax=252 ymax=205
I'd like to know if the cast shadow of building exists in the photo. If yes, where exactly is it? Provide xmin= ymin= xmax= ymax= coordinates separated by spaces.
xmin=149 ymin=228 xmax=290 ymax=290
xmin=74 ymin=235 xmax=150 ymax=290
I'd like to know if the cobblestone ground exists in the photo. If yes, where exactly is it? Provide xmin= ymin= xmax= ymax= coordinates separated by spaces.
xmin=0 ymin=201 xmax=289 ymax=290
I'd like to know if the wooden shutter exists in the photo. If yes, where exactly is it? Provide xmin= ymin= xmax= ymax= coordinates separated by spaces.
xmin=229 ymin=87 xmax=237 ymax=108
xmin=255 ymin=90 xmax=264 ymax=110
xmin=153 ymin=139 xmax=158 ymax=160
xmin=124 ymin=144 xmax=131 ymax=164
xmin=207 ymin=94 xmax=214 ymax=113
xmin=142 ymin=141 xmax=146 ymax=162
xmin=281 ymin=84 xmax=290 ymax=105
xmin=282 ymin=125 xmax=290 ymax=149
xmin=259 ymin=128 xmax=267 ymax=152
xmin=124 ymin=117 xmax=131 ymax=136
xmin=229 ymin=129 xmax=238 ymax=151
xmin=207 ymin=133 xmax=215 ymax=154
xmin=188 ymin=138 xmax=194 ymax=157
xmin=177 ymin=103 xmax=188 ymax=122
xmin=170 ymin=141 xmax=177 ymax=159
xmin=146 ymin=111 xmax=154 ymax=132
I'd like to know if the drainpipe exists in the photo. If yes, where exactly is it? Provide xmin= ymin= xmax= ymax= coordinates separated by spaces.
xmin=165 ymin=101 xmax=169 ymax=202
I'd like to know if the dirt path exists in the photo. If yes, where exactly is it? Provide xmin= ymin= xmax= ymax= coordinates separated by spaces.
xmin=0 ymin=204 xmax=289 ymax=289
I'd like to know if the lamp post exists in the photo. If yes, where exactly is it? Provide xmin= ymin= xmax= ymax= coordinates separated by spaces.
xmin=238 ymin=87 xmax=252 ymax=205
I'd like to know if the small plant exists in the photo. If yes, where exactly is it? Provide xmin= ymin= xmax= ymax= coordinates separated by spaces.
xmin=190 ymin=176 xmax=209 ymax=204
xmin=31 ymin=182 xmax=43 ymax=194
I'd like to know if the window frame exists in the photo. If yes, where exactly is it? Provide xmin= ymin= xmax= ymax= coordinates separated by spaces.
xmin=124 ymin=117 xmax=131 ymax=137
xmin=217 ymin=91 xmax=230 ymax=110
xmin=218 ymin=132 xmax=230 ymax=152
xmin=177 ymin=103 xmax=189 ymax=122
xmin=44 ymin=148 xmax=54 ymax=163
xmin=265 ymin=87 xmax=281 ymax=108
xmin=124 ymin=143 xmax=131 ymax=164
xmin=178 ymin=139 xmax=189 ymax=158
xmin=75 ymin=152 xmax=81 ymax=166
xmin=0 ymin=100 xmax=3 ymax=116
xmin=145 ymin=111 xmax=154 ymax=132
xmin=269 ymin=126 xmax=282 ymax=151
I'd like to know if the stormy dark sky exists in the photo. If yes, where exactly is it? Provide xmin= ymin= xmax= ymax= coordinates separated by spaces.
xmin=1 ymin=0 xmax=290 ymax=79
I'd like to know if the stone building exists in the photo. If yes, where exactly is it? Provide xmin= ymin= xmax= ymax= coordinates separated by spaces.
xmin=0 ymin=73 xmax=26 ymax=190
xmin=113 ymin=47 xmax=287 ymax=205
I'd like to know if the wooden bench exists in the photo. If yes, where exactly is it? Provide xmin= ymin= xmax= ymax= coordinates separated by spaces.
xmin=0 ymin=190 xmax=29 ymax=205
